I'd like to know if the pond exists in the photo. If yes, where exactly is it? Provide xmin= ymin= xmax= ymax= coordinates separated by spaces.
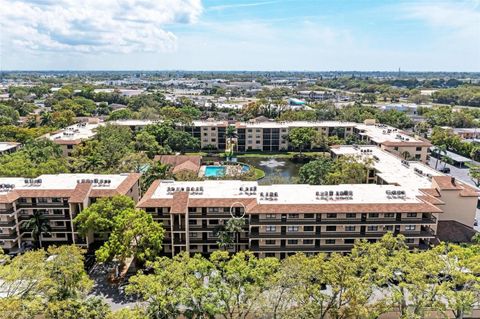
xmin=239 ymin=157 xmax=303 ymax=184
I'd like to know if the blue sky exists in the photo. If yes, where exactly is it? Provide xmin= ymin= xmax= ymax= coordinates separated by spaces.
xmin=0 ymin=0 xmax=479 ymax=71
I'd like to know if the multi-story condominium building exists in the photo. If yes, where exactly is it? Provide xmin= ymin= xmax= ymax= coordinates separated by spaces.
xmin=0 ymin=142 xmax=21 ymax=156
xmin=44 ymin=122 xmax=101 ymax=156
xmin=0 ymin=173 xmax=141 ymax=254
xmin=111 ymin=119 xmax=431 ymax=162
xmin=137 ymin=146 xmax=477 ymax=259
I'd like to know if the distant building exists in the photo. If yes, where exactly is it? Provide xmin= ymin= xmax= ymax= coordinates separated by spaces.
xmin=0 ymin=142 xmax=21 ymax=156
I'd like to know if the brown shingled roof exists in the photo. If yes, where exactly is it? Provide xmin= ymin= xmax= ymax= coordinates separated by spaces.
xmin=69 ymin=182 xmax=93 ymax=203
xmin=171 ymin=192 xmax=189 ymax=214
xmin=154 ymin=155 xmax=201 ymax=174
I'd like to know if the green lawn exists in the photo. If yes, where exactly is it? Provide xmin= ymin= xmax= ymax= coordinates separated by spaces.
xmin=236 ymin=151 xmax=329 ymax=159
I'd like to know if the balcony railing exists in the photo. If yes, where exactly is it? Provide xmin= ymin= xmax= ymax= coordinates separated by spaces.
xmin=250 ymin=217 xmax=437 ymax=226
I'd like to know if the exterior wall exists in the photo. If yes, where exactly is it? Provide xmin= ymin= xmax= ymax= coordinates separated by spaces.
xmin=381 ymin=145 xmax=429 ymax=163
xmin=142 ymin=207 xmax=438 ymax=258
xmin=435 ymin=189 xmax=477 ymax=227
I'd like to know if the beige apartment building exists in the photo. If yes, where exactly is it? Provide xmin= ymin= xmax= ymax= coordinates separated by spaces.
xmin=0 ymin=173 xmax=141 ymax=254
xmin=111 ymin=119 xmax=430 ymax=162
xmin=137 ymin=145 xmax=477 ymax=258
xmin=45 ymin=122 xmax=101 ymax=157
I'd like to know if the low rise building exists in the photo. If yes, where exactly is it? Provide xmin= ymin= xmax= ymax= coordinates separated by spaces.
xmin=138 ymin=146 xmax=477 ymax=258
xmin=0 ymin=142 xmax=21 ymax=156
xmin=111 ymin=119 xmax=431 ymax=161
xmin=0 ymin=173 xmax=141 ymax=254
xmin=44 ymin=122 xmax=101 ymax=156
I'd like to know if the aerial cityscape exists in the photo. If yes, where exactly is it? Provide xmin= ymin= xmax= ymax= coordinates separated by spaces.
xmin=0 ymin=0 xmax=480 ymax=318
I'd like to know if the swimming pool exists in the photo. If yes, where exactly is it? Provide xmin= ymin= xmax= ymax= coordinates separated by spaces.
xmin=204 ymin=166 xmax=226 ymax=177
xmin=203 ymin=164 xmax=250 ymax=177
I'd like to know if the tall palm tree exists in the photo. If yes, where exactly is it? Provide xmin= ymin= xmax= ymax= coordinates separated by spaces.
xmin=224 ymin=218 xmax=245 ymax=253
xmin=434 ymin=145 xmax=447 ymax=169
xmin=40 ymin=111 xmax=53 ymax=126
xmin=226 ymin=125 xmax=238 ymax=156
xmin=23 ymin=211 xmax=51 ymax=249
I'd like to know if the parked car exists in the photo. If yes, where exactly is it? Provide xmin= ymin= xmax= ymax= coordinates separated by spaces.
xmin=440 ymin=167 xmax=450 ymax=173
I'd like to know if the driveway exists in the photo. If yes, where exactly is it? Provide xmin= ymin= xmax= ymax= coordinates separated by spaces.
xmin=88 ymin=265 xmax=140 ymax=311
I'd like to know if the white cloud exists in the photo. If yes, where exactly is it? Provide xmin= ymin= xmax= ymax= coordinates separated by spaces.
xmin=0 ymin=0 xmax=203 ymax=54
xmin=400 ymin=1 xmax=480 ymax=38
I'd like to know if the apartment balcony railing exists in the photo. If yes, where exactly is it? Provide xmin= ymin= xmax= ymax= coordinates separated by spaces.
xmin=249 ymin=217 xmax=437 ymax=226
xmin=250 ymin=229 xmax=435 ymax=239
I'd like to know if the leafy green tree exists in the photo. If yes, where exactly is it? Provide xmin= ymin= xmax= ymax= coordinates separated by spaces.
xmin=127 ymin=253 xmax=219 ymax=319
xmin=74 ymin=195 xmax=136 ymax=237
xmin=209 ymin=251 xmax=280 ymax=319
xmin=287 ymin=127 xmax=321 ymax=154
xmin=95 ymin=208 xmax=164 ymax=266
xmin=299 ymin=157 xmax=334 ymax=185
xmin=45 ymin=297 xmax=111 ymax=319
xmin=0 ymin=103 xmax=20 ymax=125
xmin=325 ymin=155 xmax=372 ymax=185
xmin=134 ymin=131 xmax=161 ymax=158
xmin=434 ymin=244 xmax=480 ymax=319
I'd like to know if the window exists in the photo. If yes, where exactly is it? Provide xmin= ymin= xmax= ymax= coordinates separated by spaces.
xmin=38 ymin=198 xmax=48 ymax=204
xmin=326 ymin=226 xmax=336 ymax=231
xmin=407 ymin=213 xmax=417 ymax=218
xmin=265 ymin=240 xmax=276 ymax=245
xmin=287 ymin=240 xmax=298 ymax=245
xmin=384 ymin=225 xmax=394 ymax=231
xmin=369 ymin=213 xmax=379 ymax=218
xmin=303 ymin=239 xmax=314 ymax=245
xmin=190 ymin=245 xmax=198 ymax=250
xmin=326 ymin=213 xmax=337 ymax=218
xmin=209 ymin=219 xmax=219 ymax=225
xmin=55 ymin=233 xmax=66 ymax=238
xmin=189 ymin=220 xmax=197 ymax=225
xmin=52 ymin=198 xmax=61 ymax=203
xmin=304 ymin=226 xmax=314 ymax=232
xmin=344 ymin=239 xmax=355 ymax=244
xmin=67 ymin=145 xmax=73 ymax=149
xmin=190 ymin=232 xmax=198 ymax=238
xmin=304 ymin=214 xmax=314 ymax=219
xmin=287 ymin=226 xmax=299 ymax=232
xmin=406 ymin=238 xmax=415 ymax=243
xmin=266 ymin=226 xmax=276 ymax=232
xmin=265 ymin=253 xmax=275 ymax=257
xmin=367 ymin=226 xmax=378 ymax=231
xmin=54 ymin=221 xmax=64 ymax=227
xmin=207 ymin=208 xmax=220 ymax=213
xmin=384 ymin=213 xmax=395 ymax=218
xmin=53 ymin=209 xmax=63 ymax=215
xmin=346 ymin=213 xmax=356 ymax=218
xmin=288 ymin=214 xmax=299 ymax=219
xmin=416 ymin=147 xmax=422 ymax=151
xmin=405 ymin=225 xmax=416 ymax=231
xmin=265 ymin=214 xmax=276 ymax=219
xmin=345 ymin=226 xmax=356 ymax=231
xmin=325 ymin=239 xmax=336 ymax=244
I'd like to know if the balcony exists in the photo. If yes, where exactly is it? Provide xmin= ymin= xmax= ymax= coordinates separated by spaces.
xmin=250 ymin=229 xmax=435 ymax=239
xmin=250 ymin=217 xmax=437 ymax=226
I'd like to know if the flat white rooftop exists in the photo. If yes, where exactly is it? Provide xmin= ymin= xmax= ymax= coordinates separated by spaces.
xmin=153 ymin=180 xmax=421 ymax=205
xmin=0 ymin=142 xmax=20 ymax=153
xmin=355 ymin=123 xmax=425 ymax=144
xmin=331 ymin=145 xmax=443 ymax=192
xmin=46 ymin=123 xmax=101 ymax=142
xmin=0 ymin=173 xmax=130 ymax=192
